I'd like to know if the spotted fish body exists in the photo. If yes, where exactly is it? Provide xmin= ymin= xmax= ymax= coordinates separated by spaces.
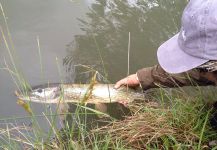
xmin=16 ymin=84 xmax=144 ymax=104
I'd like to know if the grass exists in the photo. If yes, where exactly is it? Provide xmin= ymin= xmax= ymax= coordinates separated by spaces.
xmin=1 ymin=2 xmax=217 ymax=150
xmin=1 ymin=86 xmax=217 ymax=149
xmin=91 ymin=88 xmax=217 ymax=149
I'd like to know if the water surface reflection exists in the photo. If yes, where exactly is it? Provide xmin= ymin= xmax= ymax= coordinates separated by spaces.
xmin=64 ymin=0 xmax=187 ymax=83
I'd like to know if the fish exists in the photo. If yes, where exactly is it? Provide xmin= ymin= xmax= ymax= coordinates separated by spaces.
xmin=15 ymin=83 xmax=145 ymax=104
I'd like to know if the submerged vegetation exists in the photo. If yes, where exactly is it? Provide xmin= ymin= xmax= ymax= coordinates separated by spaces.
xmin=1 ymin=0 xmax=217 ymax=149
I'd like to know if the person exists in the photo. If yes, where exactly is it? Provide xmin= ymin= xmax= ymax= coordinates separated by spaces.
xmin=115 ymin=0 xmax=217 ymax=91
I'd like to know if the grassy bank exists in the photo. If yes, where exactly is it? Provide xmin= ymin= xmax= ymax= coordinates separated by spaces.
xmin=1 ymin=87 xmax=217 ymax=149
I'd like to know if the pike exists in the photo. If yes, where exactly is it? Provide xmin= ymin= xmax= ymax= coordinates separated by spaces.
xmin=15 ymin=83 xmax=145 ymax=104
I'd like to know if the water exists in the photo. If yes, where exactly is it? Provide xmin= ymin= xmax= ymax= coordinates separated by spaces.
xmin=0 ymin=0 xmax=187 ymax=132
xmin=0 ymin=0 xmax=88 ymax=118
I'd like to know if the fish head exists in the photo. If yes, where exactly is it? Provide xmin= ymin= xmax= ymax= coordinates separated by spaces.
xmin=30 ymin=86 xmax=61 ymax=100
xmin=16 ymin=86 xmax=61 ymax=102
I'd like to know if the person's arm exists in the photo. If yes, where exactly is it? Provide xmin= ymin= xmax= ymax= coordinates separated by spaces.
xmin=115 ymin=64 xmax=217 ymax=90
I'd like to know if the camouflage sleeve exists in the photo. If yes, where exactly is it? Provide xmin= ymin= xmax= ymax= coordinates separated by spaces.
xmin=136 ymin=64 xmax=216 ymax=90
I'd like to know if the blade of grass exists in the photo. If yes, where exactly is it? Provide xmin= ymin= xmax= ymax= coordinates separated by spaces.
xmin=197 ymin=109 xmax=210 ymax=150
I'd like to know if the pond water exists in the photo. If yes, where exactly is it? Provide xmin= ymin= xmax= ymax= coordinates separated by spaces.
xmin=0 ymin=0 xmax=187 ymax=129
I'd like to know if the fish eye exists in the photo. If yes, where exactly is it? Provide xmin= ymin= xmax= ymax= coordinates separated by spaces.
xmin=37 ymin=88 xmax=43 ymax=93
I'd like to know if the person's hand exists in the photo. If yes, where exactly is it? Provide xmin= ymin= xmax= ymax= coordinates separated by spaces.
xmin=114 ymin=74 xmax=140 ymax=89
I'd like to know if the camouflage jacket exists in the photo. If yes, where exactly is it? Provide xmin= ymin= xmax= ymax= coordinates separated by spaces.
xmin=137 ymin=64 xmax=217 ymax=91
